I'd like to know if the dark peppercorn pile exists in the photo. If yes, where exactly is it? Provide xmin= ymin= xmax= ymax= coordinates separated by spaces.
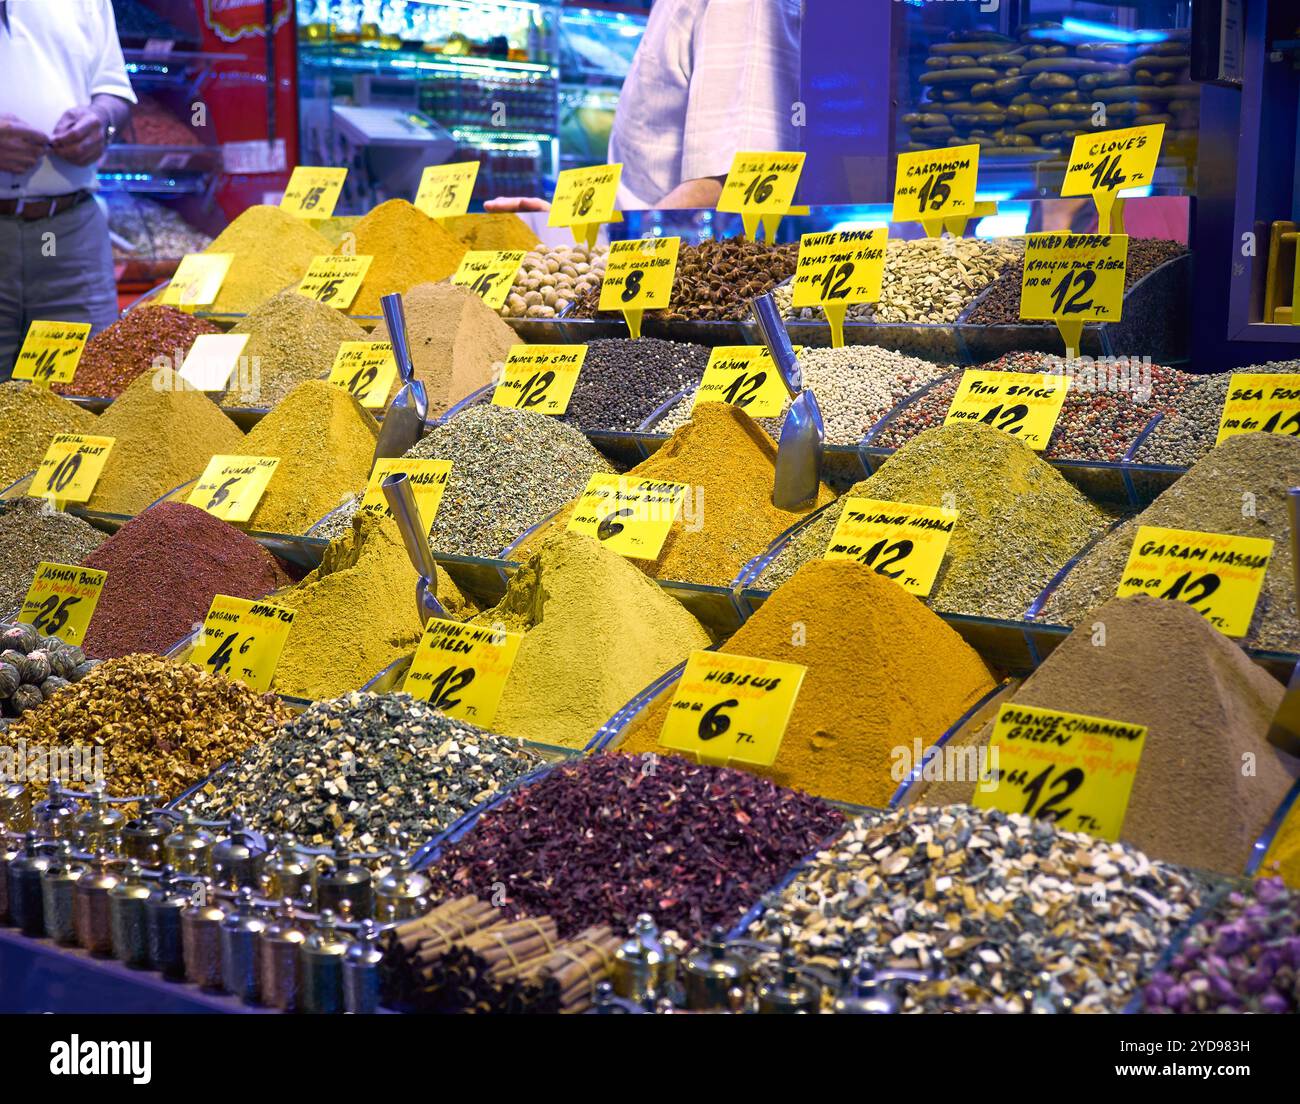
xmin=560 ymin=337 xmax=710 ymax=432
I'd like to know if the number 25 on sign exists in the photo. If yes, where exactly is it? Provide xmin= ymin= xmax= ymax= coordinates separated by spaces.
xmin=18 ymin=562 xmax=107 ymax=647
xmin=1020 ymin=233 xmax=1128 ymax=359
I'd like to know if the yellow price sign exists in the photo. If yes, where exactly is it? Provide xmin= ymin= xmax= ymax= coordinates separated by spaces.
xmin=296 ymin=254 xmax=372 ymax=310
xmin=13 ymin=321 xmax=92 ymax=386
xmin=403 ymin=618 xmax=523 ymax=727
xmin=327 ymin=341 xmax=397 ymax=410
xmin=598 ymin=236 xmax=680 ymax=339
xmin=192 ymin=594 xmax=295 ymax=692
xmin=357 ymin=458 xmax=452 ymax=534
xmin=566 ymin=474 xmax=689 ymax=561
xmin=414 ymin=161 xmax=479 ymax=219
xmin=944 ymin=369 xmax=1067 ymax=450
xmin=972 ymin=703 xmax=1147 ymax=842
xmin=187 ymin=455 xmax=280 ymax=524
xmin=17 ymin=562 xmax=107 ymax=647
xmin=1116 ymin=525 xmax=1273 ymax=638
xmin=160 ymin=253 xmax=233 ymax=309
xmin=1216 ymin=373 xmax=1300 ymax=444
xmin=491 ymin=344 xmax=587 ymax=415
xmin=658 ymin=650 xmax=807 ymax=768
xmin=791 ymin=227 xmax=888 ymax=347
xmin=716 ymin=151 xmax=806 ymax=240
xmin=28 ymin=434 xmax=115 ymax=505
xmin=451 ymin=250 xmax=525 ymax=311
xmin=548 ymin=163 xmax=622 ymax=246
xmin=1062 ymin=124 xmax=1165 ymax=234
xmin=1020 ymin=232 xmax=1128 ymax=358
xmin=280 ymin=166 xmax=347 ymax=218
xmin=178 ymin=332 xmax=250 ymax=392
xmin=823 ymin=497 xmax=958 ymax=598
xmin=693 ymin=346 xmax=797 ymax=418
xmin=892 ymin=144 xmax=980 ymax=235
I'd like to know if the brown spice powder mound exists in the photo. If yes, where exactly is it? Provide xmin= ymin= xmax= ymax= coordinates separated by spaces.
xmin=909 ymin=595 xmax=1298 ymax=876
xmin=340 ymin=199 xmax=467 ymax=318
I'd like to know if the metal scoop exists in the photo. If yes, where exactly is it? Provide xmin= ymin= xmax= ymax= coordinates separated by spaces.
xmin=382 ymin=471 xmax=447 ymax=626
xmin=752 ymin=292 xmax=824 ymax=510
xmin=372 ymin=292 xmax=429 ymax=463
xmin=1266 ymin=485 xmax=1300 ymax=758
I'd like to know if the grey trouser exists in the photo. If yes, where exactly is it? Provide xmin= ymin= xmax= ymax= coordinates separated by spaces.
xmin=0 ymin=196 xmax=119 ymax=378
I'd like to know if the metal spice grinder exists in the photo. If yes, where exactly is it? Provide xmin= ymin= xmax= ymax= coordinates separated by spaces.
xmin=0 ymin=827 xmax=20 ymax=924
xmin=164 ymin=813 xmax=215 ymax=877
xmin=74 ymin=781 xmax=124 ymax=854
xmin=300 ymin=909 xmax=348 ymax=1014
xmin=40 ymin=839 xmax=85 ymax=945
xmin=121 ymin=788 xmax=170 ymax=866
xmin=181 ymin=879 xmax=227 ymax=991
xmin=0 ymin=773 xmax=30 ymax=835
xmin=612 ymin=914 xmax=678 ymax=1004
xmin=681 ymin=927 xmax=749 ymax=1011
xmin=108 ymin=860 xmax=153 ymax=968
xmin=8 ymin=831 xmax=54 ymax=936
xmin=74 ymin=849 xmax=121 ymax=956
xmin=755 ymin=950 xmax=821 ymax=1014
xmin=221 ymin=886 xmax=268 ymax=1004
xmin=374 ymin=829 xmax=429 ymax=922
xmin=342 ymin=919 xmax=385 ymax=1014
xmin=316 ymin=837 xmax=373 ymax=921
xmin=259 ymin=897 xmax=307 ymax=1012
xmin=145 ymin=867 xmax=191 ymax=979
xmin=33 ymin=780 xmax=78 ymax=842
xmin=211 ymin=809 xmax=264 ymax=890
xmin=260 ymin=832 xmax=312 ymax=904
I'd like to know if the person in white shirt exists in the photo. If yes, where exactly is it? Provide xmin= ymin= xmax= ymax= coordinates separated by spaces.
xmin=0 ymin=0 xmax=136 ymax=375
xmin=487 ymin=0 xmax=801 ymax=214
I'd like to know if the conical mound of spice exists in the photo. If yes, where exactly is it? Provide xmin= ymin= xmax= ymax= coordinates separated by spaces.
xmin=444 ymin=212 xmax=539 ymax=253
xmin=6 ymin=653 xmax=290 ymax=799
xmin=758 ymin=422 xmax=1108 ymax=620
xmin=221 ymin=290 xmax=369 ymax=408
xmin=341 ymin=199 xmax=467 ymax=318
xmin=422 ymin=753 xmax=843 ymax=939
xmin=910 ymin=595 xmax=1298 ymax=875
xmin=239 ymin=379 xmax=379 ymax=535
xmin=52 ymin=306 xmax=219 ymax=400
xmin=0 ymin=381 xmax=98 ymax=488
xmin=1041 ymin=432 xmax=1300 ymax=653
xmin=270 ymin=513 xmax=474 ymax=701
xmin=371 ymin=281 xmax=516 ymax=414
xmin=618 ymin=559 xmax=998 ymax=807
xmin=202 ymin=205 xmax=333 ymax=315
xmin=470 ymin=530 xmax=711 ymax=750
xmin=79 ymin=502 xmax=290 ymax=660
xmin=0 ymin=499 xmax=107 ymax=613
xmin=85 ymin=373 xmax=244 ymax=516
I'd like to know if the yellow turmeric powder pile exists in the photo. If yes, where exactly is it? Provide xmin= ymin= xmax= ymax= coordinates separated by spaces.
xmin=202 ymin=205 xmax=332 ymax=314
xmin=341 ymin=199 xmax=468 ymax=318
xmin=617 ymin=558 xmax=997 ymax=808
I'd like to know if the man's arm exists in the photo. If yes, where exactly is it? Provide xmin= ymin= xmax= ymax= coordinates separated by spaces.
xmin=656 ymin=175 xmax=724 ymax=210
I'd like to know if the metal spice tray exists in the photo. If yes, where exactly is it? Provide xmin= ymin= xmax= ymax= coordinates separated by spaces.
xmin=1245 ymin=777 xmax=1300 ymax=878
xmin=557 ymin=303 xmax=754 ymax=347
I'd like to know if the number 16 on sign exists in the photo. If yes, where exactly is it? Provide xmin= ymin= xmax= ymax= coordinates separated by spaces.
xmin=1019 ymin=233 xmax=1128 ymax=360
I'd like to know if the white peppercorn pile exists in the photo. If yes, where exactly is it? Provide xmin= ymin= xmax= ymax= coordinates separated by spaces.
xmin=313 ymin=405 xmax=615 ymax=558
xmin=653 ymin=345 xmax=951 ymax=444
xmin=748 ymin=805 xmax=1207 ymax=1014
xmin=1134 ymin=361 xmax=1300 ymax=468
xmin=562 ymin=337 xmax=710 ymax=432
xmin=500 ymin=243 xmax=607 ymax=319
xmin=0 ymin=499 xmax=108 ymax=615
xmin=176 ymin=691 xmax=548 ymax=856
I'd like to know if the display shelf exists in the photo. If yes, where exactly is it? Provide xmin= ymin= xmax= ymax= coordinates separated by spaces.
xmin=102 ymin=144 xmax=223 ymax=175
xmin=96 ymin=171 xmax=210 ymax=196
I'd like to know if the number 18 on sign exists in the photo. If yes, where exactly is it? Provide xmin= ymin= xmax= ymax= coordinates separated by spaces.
xmin=19 ymin=562 xmax=107 ymax=647
xmin=193 ymin=595 xmax=295 ymax=692
xmin=658 ymin=651 xmax=807 ymax=768
xmin=1020 ymin=233 xmax=1127 ymax=359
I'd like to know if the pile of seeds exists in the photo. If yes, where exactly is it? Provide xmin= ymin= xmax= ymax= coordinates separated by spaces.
xmin=314 ymin=404 xmax=614 ymax=558
xmin=500 ymin=242 xmax=606 ymax=319
xmin=748 ymin=805 xmax=1206 ymax=1013
xmin=0 ymin=381 xmax=98 ymax=487
xmin=569 ymin=237 xmax=798 ymax=323
xmin=5 ymin=654 xmax=289 ymax=798
xmin=757 ymin=422 xmax=1107 ymax=619
xmin=654 ymin=345 xmax=951 ymax=444
xmin=965 ymin=238 xmax=1187 ymax=325
xmin=176 ymin=691 xmax=546 ymax=856
xmin=1142 ymin=877 xmax=1300 ymax=1014
xmin=1134 ymin=360 xmax=1300 ymax=467
xmin=422 ymin=753 xmax=842 ymax=940
xmin=778 ymin=236 xmax=1023 ymax=325
xmin=0 ymin=499 xmax=108 ymax=614
xmin=874 ymin=350 xmax=1197 ymax=461
xmin=1040 ymin=432 xmax=1300 ymax=652
xmin=0 ymin=620 xmax=96 ymax=729
xmin=562 ymin=337 xmax=710 ymax=432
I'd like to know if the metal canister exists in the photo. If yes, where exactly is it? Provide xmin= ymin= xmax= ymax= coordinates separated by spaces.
xmin=0 ymin=774 xmax=30 ymax=834
xmin=342 ymin=919 xmax=384 ymax=1014
xmin=258 ymin=898 xmax=307 ymax=1012
xmin=612 ymin=914 xmax=677 ymax=1003
xmin=163 ymin=814 xmax=214 ymax=877
xmin=108 ymin=860 xmax=153 ymax=967
xmin=211 ymin=810 xmax=263 ymax=890
xmin=681 ymin=927 xmax=749 ymax=1011
xmin=121 ymin=790 xmax=169 ymax=866
xmin=220 ymin=886 xmax=267 ymax=1004
xmin=74 ymin=782 xmax=124 ymax=854
xmin=374 ymin=833 xmax=429 ymax=922
xmin=144 ymin=867 xmax=190 ymax=979
xmin=316 ymin=837 xmax=373 ymax=921
xmin=300 ymin=909 xmax=347 ymax=1014
xmin=32 ymin=780 xmax=78 ymax=841
xmin=0 ymin=828 xmax=20 ymax=924
xmin=260 ymin=833 xmax=311 ymax=904
xmin=39 ymin=840 xmax=85 ymax=945
xmin=755 ymin=950 xmax=820 ymax=1014
xmin=8 ymin=831 xmax=53 ymax=936
xmin=181 ymin=879 xmax=226 ymax=991
xmin=74 ymin=850 xmax=120 ymax=955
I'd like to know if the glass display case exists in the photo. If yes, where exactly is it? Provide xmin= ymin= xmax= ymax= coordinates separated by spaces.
xmin=558 ymin=5 xmax=646 ymax=170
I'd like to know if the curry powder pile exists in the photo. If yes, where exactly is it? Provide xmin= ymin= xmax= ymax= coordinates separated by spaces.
xmin=202 ymin=205 xmax=333 ymax=315
xmin=341 ymin=199 xmax=467 ymax=318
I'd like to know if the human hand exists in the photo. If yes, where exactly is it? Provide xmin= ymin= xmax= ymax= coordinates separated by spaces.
xmin=483 ymin=196 xmax=551 ymax=213
xmin=0 ymin=114 xmax=49 ymax=174
xmin=50 ymin=105 xmax=108 ymax=167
